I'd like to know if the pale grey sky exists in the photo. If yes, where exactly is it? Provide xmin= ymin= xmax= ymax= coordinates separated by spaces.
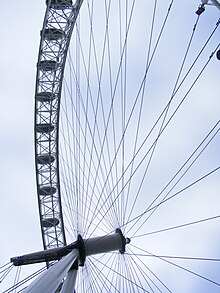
xmin=0 ymin=1 xmax=220 ymax=292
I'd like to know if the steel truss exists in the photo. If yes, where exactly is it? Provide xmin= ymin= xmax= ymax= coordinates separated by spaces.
xmin=34 ymin=0 xmax=83 ymax=251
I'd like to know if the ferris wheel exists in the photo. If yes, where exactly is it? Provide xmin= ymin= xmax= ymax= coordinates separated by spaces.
xmin=1 ymin=0 xmax=220 ymax=292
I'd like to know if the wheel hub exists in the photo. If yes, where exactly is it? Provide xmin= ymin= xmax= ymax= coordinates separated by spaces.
xmin=11 ymin=229 xmax=130 ymax=266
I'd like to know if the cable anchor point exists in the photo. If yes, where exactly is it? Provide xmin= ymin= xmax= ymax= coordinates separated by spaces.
xmin=196 ymin=0 xmax=209 ymax=15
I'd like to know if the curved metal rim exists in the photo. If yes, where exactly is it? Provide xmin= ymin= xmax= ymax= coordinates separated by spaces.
xmin=34 ymin=0 xmax=84 ymax=251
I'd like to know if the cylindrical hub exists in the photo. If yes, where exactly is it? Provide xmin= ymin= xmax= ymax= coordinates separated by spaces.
xmin=11 ymin=230 xmax=130 ymax=266
xmin=85 ymin=233 xmax=123 ymax=256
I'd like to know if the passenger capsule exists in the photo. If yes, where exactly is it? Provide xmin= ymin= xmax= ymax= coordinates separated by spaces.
xmin=217 ymin=50 xmax=220 ymax=60
xmin=39 ymin=186 xmax=57 ymax=195
xmin=36 ymin=92 xmax=56 ymax=102
xmin=38 ymin=60 xmax=57 ymax=71
xmin=42 ymin=217 xmax=59 ymax=228
xmin=42 ymin=28 xmax=64 ymax=41
xmin=36 ymin=154 xmax=55 ymax=165
xmin=36 ymin=123 xmax=55 ymax=133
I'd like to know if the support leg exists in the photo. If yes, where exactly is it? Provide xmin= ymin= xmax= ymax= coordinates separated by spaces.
xmin=23 ymin=249 xmax=79 ymax=293
xmin=60 ymin=264 xmax=78 ymax=293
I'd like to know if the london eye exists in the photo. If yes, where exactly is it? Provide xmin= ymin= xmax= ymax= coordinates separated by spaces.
xmin=1 ymin=0 xmax=220 ymax=292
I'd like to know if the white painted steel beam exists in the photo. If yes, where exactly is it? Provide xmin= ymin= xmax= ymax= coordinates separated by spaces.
xmin=60 ymin=268 xmax=78 ymax=293
xmin=23 ymin=250 xmax=79 ymax=293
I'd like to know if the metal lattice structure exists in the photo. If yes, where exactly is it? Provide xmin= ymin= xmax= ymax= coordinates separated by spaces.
xmin=34 ymin=0 xmax=83 ymax=251
xmin=7 ymin=0 xmax=217 ymax=291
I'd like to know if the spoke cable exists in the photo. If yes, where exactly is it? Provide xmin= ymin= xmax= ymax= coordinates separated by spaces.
xmin=128 ymin=121 xmax=220 ymax=236
xmin=126 ymin=247 xmax=171 ymax=292
xmin=130 ymin=244 xmax=220 ymax=287
xmin=119 ymin=165 xmax=220 ymax=234
xmin=133 ymin=214 xmax=220 ymax=239
xmin=124 ymin=12 xmax=201 ymax=229
xmin=92 ymin=24 xmax=220 ymax=233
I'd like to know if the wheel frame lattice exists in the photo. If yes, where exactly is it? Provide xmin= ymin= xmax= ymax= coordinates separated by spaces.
xmin=34 ymin=0 xmax=83 ymax=251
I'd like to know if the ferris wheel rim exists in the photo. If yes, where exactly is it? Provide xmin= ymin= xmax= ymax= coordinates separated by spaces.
xmin=34 ymin=0 xmax=84 ymax=251
xmin=30 ymin=0 xmax=220 ymax=292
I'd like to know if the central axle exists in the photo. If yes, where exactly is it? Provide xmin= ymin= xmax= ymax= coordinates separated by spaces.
xmin=11 ymin=229 xmax=130 ymax=266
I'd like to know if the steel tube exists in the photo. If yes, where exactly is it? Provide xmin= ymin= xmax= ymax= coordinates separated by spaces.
xmin=22 ymin=250 xmax=79 ymax=293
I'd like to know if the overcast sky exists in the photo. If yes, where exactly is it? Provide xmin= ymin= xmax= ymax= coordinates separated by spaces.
xmin=0 ymin=1 xmax=45 ymax=290
xmin=0 ymin=1 xmax=220 ymax=292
